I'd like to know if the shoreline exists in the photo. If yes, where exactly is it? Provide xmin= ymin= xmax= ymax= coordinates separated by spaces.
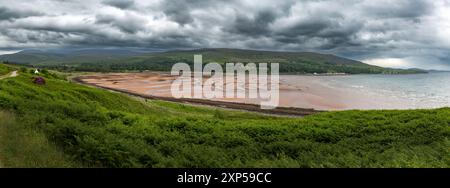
xmin=73 ymin=76 xmax=322 ymax=117
xmin=73 ymin=72 xmax=433 ymax=112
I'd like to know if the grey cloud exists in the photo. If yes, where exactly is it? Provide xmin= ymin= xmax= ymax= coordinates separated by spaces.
xmin=102 ymin=0 xmax=135 ymax=9
xmin=363 ymin=0 xmax=432 ymax=19
xmin=0 ymin=0 xmax=449 ymax=69
xmin=161 ymin=1 xmax=194 ymax=25
xmin=229 ymin=11 xmax=278 ymax=37
xmin=95 ymin=13 xmax=144 ymax=34
xmin=159 ymin=0 xmax=225 ymax=25
xmin=0 ymin=6 xmax=42 ymax=20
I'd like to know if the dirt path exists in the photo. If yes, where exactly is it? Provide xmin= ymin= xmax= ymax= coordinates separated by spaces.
xmin=10 ymin=71 xmax=18 ymax=77
xmin=0 ymin=71 xmax=18 ymax=80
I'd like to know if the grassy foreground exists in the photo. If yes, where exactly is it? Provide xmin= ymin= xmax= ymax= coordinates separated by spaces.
xmin=0 ymin=65 xmax=448 ymax=167
xmin=0 ymin=64 xmax=12 ymax=76
xmin=0 ymin=111 xmax=77 ymax=167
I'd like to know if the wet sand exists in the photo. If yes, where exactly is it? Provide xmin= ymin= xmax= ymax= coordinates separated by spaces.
xmin=76 ymin=72 xmax=408 ymax=111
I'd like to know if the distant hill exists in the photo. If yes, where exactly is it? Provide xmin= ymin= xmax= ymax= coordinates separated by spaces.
xmin=0 ymin=48 xmax=426 ymax=74
xmin=0 ymin=48 xmax=147 ymax=65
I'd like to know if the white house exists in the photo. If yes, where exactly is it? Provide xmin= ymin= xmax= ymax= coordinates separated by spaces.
xmin=34 ymin=69 xmax=39 ymax=74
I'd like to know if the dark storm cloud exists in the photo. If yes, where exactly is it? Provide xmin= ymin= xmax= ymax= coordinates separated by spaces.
xmin=0 ymin=0 xmax=449 ymax=69
xmin=159 ymin=0 xmax=227 ymax=25
xmin=229 ymin=11 xmax=278 ymax=37
xmin=160 ymin=0 xmax=195 ymax=25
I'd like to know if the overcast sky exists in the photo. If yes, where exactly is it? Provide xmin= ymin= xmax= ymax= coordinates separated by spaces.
xmin=0 ymin=0 xmax=449 ymax=70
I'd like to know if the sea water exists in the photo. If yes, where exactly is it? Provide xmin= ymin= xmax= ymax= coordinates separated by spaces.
xmin=315 ymin=71 xmax=450 ymax=109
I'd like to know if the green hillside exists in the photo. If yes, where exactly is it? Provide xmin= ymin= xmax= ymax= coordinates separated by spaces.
xmin=0 ymin=49 xmax=143 ymax=66
xmin=0 ymin=63 xmax=12 ymax=75
xmin=1 ymin=48 xmax=426 ymax=74
xmin=0 ymin=65 xmax=447 ymax=167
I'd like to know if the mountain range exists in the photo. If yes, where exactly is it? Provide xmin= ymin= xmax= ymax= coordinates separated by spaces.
xmin=0 ymin=48 xmax=426 ymax=74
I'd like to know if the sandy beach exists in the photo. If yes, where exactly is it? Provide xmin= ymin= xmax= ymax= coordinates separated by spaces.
xmin=77 ymin=72 xmax=409 ymax=111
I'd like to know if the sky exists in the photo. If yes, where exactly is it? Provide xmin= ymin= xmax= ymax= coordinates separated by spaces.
xmin=0 ymin=0 xmax=449 ymax=70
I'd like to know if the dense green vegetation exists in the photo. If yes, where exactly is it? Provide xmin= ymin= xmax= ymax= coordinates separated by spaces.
xmin=0 ymin=63 xmax=12 ymax=76
xmin=0 ymin=111 xmax=77 ymax=167
xmin=0 ymin=66 xmax=447 ymax=167
xmin=1 ymin=48 xmax=426 ymax=74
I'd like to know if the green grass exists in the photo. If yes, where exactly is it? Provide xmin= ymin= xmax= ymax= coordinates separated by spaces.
xmin=0 ymin=111 xmax=78 ymax=167
xmin=0 ymin=63 xmax=12 ymax=76
xmin=0 ymin=68 xmax=448 ymax=167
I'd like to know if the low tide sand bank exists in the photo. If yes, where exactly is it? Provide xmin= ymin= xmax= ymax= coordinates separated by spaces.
xmin=76 ymin=72 xmax=409 ymax=111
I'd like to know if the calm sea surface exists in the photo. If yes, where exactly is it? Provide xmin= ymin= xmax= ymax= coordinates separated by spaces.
xmin=314 ymin=72 xmax=450 ymax=109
